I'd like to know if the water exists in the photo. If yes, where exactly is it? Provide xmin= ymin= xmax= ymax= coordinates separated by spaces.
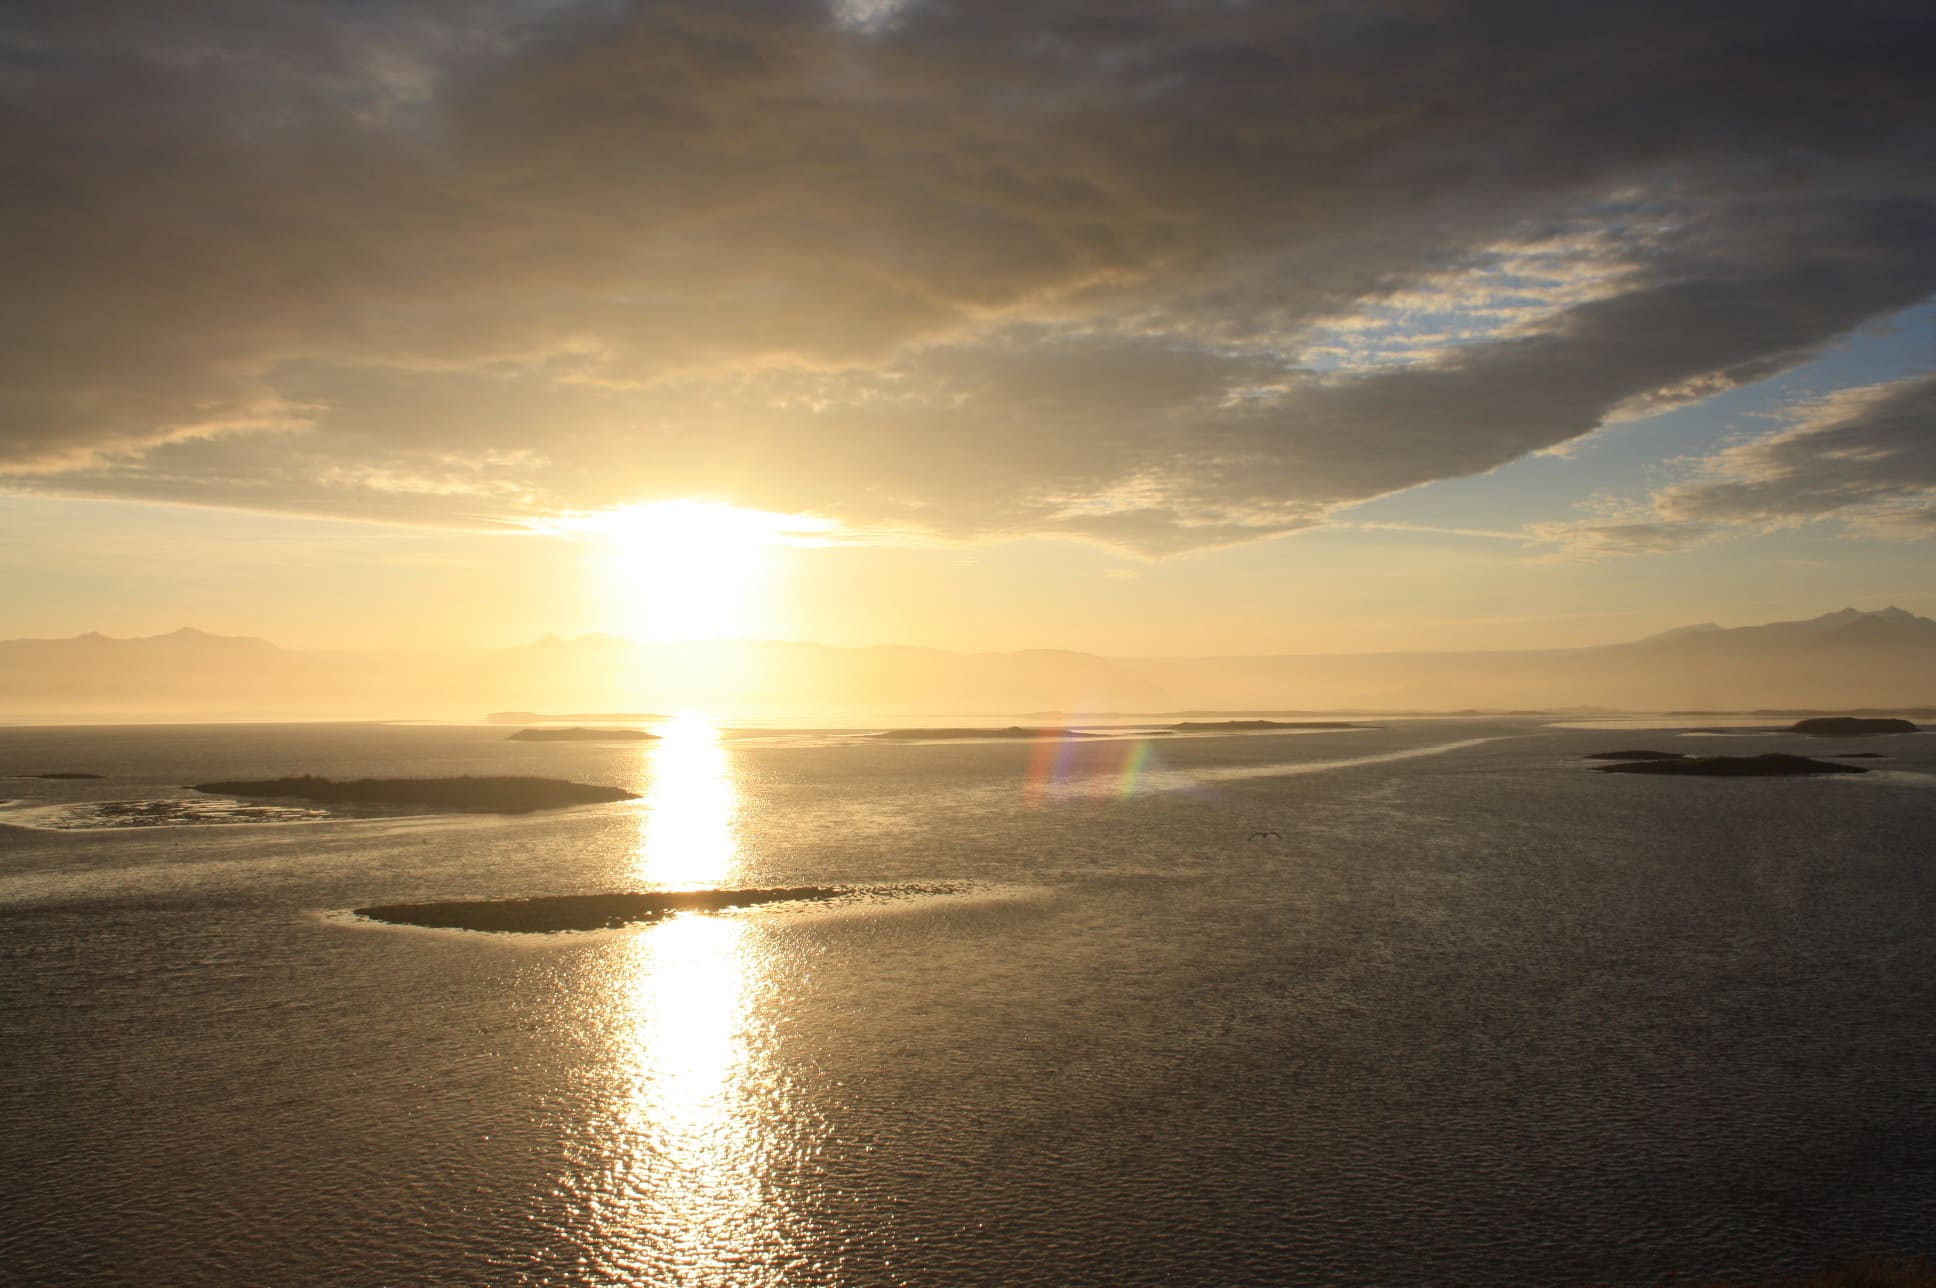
xmin=2 ymin=718 xmax=1932 ymax=1285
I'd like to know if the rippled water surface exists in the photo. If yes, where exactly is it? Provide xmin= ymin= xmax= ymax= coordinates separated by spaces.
xmin=2 ymin=718 xmax=1933 ymax=1285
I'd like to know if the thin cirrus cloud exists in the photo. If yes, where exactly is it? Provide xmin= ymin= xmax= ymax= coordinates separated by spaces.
xmin=2 ymin=1 xmax=1934 ymax=553
xmin=1661 ymin=375 xmax=1936 ymax=534
xmin=1533 ymin=371 xmax=1936 ymax=556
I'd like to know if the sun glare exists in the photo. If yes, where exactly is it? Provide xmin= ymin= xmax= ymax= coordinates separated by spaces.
xmin=566 ymin=500 xmax=833 ymax=643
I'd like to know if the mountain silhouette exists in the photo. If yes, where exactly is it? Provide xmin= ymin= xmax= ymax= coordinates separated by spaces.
xmin=3 ymin=609 xmax=1933 ymax=718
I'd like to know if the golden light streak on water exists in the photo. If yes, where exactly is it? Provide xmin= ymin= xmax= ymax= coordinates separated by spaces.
xmin=588 ymin=713 xmax=794 ymax=1285
xmin=635 ymin=714 xmax=740 ymax=889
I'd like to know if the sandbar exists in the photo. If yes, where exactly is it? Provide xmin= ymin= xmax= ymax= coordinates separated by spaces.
xmin=194 ymin=775 xmax=638 ymax=812
xmin=355 ymin=886 xmax=846 ymax=932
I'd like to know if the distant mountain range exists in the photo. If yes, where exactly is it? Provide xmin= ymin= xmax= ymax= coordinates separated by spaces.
xmin=1133 ymin=606 xmax=1936 ymax=713
xmin=3 ymin=608 xmax=1934 ymax=719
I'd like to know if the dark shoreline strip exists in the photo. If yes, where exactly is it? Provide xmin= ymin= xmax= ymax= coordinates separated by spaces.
xmin=508 ymin=727 xmax=658 ymax=742
xmin=1170 ymin=720 xmax=1361 ymax=731
xmin=873 ymin=727 xmax=1097 ymax=740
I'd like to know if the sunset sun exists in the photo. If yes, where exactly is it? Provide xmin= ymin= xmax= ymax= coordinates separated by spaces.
xmin=574 ymin=500 xmax=832 ymax=643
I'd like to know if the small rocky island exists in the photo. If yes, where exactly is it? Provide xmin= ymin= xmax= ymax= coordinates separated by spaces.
xmin=355 ymin=887 xmax=843 ymax=932
xmin=193 ymin=775 xmax=639 ymax=812
xmin=507 ymin=727 xmax=659 ymax=742
xmin=1789 ymin=716 xmax=1920 ymax=736
xmin=15 ymin=772 xmax=106 ymax=780
xmin=1595 ymin=753 xmax=1867 ymax=777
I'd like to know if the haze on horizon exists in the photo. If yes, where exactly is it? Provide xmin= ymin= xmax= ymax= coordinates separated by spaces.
xmin=5 ymin=606 xmax=1936 ymax=721
xmin=4 ymin=2 xmax=1936 ymax=673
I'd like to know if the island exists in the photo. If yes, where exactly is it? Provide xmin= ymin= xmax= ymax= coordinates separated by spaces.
xmin=19 ymin=772 xmax=106 ymax=780
xmin=1595 ymin=753 xmax=1867 ymax=777
xmin=1169 ymin=720 xmax=1361 ymax=731
xmin=1789 ymin=716 xmax=1920 ymax=736
xmin=1581 ymin=750 xmax=1688 ymax=761
xmin=873 ymin=727 xmax=1099 ymax=740
xmin=355 ymin=886 xmax=844 ymax=932
xmin=507 ymin=727 xmax=659 ymax=742
xmin=192 ymin=775 xmax=639 ymax=812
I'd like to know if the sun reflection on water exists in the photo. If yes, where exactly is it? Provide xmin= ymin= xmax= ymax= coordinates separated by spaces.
xmin=588 ymin=713 xmax=795 ymax=1284
xmin=636 ymin=713 xmax=740 ymax=889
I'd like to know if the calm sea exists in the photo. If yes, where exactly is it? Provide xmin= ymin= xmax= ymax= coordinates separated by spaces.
xmin=2 ymin=718 xmax=1932 ymax=1286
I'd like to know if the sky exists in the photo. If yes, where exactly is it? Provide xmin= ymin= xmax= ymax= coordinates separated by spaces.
xmin=3 ymin=0 xmax=1935 ymax=656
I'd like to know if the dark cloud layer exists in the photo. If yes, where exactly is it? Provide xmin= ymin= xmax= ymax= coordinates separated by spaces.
xmin=4 ymin=1 xmax=1935 ymax=549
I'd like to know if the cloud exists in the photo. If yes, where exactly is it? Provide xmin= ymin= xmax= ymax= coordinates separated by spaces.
xmin=1529 ymin=515 xmax=1718 ymax=559
xmin=4 ymin=1 xmax=1936 ymax=551
xmin=1658 ymin=373 xmax=1936 ymax=532
xmin=1534 ymin=371 xmax=1936 ymax=556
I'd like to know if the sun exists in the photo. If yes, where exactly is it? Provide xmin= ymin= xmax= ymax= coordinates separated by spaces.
xmin=570 ymin=500 xmax=831 ymax=642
